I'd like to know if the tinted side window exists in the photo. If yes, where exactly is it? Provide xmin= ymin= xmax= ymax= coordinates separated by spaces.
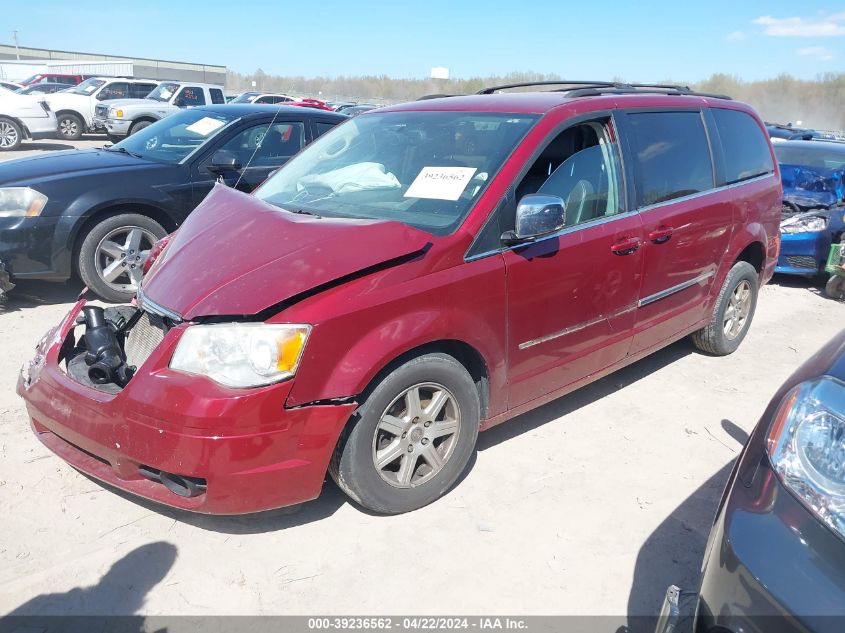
xmin=627 ymin=111 xmax=714 ymax=206
xmin=131 ymin=83 xmax=157 ymax=98
xmin=314 ymin=121 xmax=337 ymax=138
xmin=210 ymin=89 xmax=225 ymax=104
xmin=99 ymin=82 xmax=130 ymax=100
xmin=712 ymin=109 xmax=774 ymax=185
xmin=177 ymin=87 xmax=206 ymax=106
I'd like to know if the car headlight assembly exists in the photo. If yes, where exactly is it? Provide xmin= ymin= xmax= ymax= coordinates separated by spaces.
xmin=780 ymin=215 xmax=828 ymax=234
xmin=109 ymin=107 xmax=123 ymax=118
xmin=170 ymin=323 xmax=311 ymax=388
xmin=0 ymin=187 xmax=48 ymax=218
xmin=768 ymin=377 xmax=845 ymax=540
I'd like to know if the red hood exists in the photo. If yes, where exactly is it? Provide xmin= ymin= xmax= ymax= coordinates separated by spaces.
xmin=140 ymin=184 xmax=431 ymax=320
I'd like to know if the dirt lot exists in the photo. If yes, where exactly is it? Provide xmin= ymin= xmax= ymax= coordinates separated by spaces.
xmin=0 ymin=138 xmax=842 ymax=623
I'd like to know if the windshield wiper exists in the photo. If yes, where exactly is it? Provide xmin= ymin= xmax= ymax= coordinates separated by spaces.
xmin=102 ymin=146 xmax=144 ymax=159
xmin=287 ymin=208 xmax=322 ymax=218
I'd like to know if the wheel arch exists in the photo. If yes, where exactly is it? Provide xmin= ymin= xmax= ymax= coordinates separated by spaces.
xmin=354 ymin=339 xmax=491 ymax=421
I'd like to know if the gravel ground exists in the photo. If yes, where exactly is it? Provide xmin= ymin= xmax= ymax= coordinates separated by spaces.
xmin=0 ymin=138 xmax=842 ymax=624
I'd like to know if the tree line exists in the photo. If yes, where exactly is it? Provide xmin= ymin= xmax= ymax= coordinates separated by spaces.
xmin=227 ymin=70 xmax=845 ymax=130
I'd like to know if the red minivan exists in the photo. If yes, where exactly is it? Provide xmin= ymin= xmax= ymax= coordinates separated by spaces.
xmin=18 ymin=82 xmax=782 ymax=515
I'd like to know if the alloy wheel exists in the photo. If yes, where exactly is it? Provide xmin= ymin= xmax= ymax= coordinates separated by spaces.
xmin=94 ymin=226 xmax=157 ymax=293
xmin=0 ymin=121 xmax=19 ymax=148
xmin=59 ymin=118 xmax=78 ymax=138
xmin=723 ymin=279 xmax=752 ymax=340
xmin=371 ymin=382 xmax=462 ymax=488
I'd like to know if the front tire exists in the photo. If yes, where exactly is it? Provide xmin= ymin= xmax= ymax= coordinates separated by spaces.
xmin=330 ymin=353 xmax=480 ymax=514
xmin=825 ymin=275 xmax=845 ymax=300
xmin=692 ymin=261 xmax=759 ymax=355
xmin=128 ymin=120 xmax=153 ymax=136
xmin=57 ymin=112 xmax=84 ymax=140
xmin=0 ymin=117 xmax=22 ymax=151
xmin=77 ymin=213 xmax=167 ymax=302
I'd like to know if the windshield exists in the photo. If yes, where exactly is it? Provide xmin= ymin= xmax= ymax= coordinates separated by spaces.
xmin=147 ymin=82 xmax=180 ymax=102
xmin=231 ymin=92 xmax=261 ymax=103
xmin=775 ymin=145 xmax=845 ymax=170
xmin=68 ymin=78 xmax=106 ymax=95
xmin=253 ymin=111 xmax=538 ymax=234
xmin=112 ymin=109 xmax=239 ymax=164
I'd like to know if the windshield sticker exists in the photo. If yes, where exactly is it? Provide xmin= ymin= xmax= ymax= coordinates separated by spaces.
xmin=185 ymin=117 xmax=226 ymax=136
xmin=85 ymin=85 xmax=97 ymax=93
xmin=404 ymin=166 xmax=478 ymax=201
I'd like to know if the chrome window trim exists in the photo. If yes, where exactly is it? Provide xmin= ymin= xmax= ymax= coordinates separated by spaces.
xmin=464 ymin=172 xmax=776 ymax=263
xmin=637 ymin=270 xmax=715 ymax=308
xmin=137 ymin=288 xmax=183 ymax=323
xmin=636 ymin=172 xmax=775 ymax=214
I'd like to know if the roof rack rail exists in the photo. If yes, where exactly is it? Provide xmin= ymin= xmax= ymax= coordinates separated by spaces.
xmin=477 ymin=80 xmax=732 ymax=100
xmin=477 ymin=80 xmax=622 ymax=94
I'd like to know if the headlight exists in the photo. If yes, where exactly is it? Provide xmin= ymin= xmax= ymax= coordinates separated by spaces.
xmin=109 ymin=107 xmax=124 ymax=118
xmin=780 ymin=215 xmax=828 ymax=234
xmin=767 ymin=377 xmax=845 ymax=540
xmin=0 ymin=187 xmax=48 ymax=218
xmin=170 ymin=323 xmax=311 ymax=388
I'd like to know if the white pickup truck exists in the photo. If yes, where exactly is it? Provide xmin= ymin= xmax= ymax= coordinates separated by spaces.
xmin=45 ymin=77 xmax=160 ymax=140
xmin=94 ymin=81 xmax=227 ymax=142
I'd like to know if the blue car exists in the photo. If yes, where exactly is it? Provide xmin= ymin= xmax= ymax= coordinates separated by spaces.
xmin=774 ymin=140 xmax=845 ymax=276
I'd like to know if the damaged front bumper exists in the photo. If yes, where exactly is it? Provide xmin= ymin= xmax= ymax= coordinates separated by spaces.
xmin=17 ymin=300 xmax=357 ymax=514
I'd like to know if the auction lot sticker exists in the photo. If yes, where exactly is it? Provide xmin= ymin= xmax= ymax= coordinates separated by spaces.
xmin=404 ymin=167 xmax=477 ymax=201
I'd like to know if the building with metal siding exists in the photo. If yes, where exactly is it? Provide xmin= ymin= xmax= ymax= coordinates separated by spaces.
xmin=0 ymin=44 xmax=226 ymax=85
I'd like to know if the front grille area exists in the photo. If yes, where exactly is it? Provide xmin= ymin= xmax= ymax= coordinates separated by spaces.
xmin=124 ymin=311 xmax=167 ymax=369
xmin=786 ymin=255 xmax=819 ymax=269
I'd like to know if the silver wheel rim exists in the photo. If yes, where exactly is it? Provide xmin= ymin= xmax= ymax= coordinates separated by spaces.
xmin=0 ymin=121 xmax=18 ymax=147
xmin=723 ymin=279 xmax=752 ymax=340
xmin=94 ymin=226 xmax=157 ymax=293
xmin=59 ymin=117 xmax=78 ymax=137
xmin=372 ymin=382 xmax=461 ymax=488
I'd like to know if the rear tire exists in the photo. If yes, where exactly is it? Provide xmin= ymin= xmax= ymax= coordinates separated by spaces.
xmin=692 ymin=261 xmax=759 ymax=355
xmin=57 ymin=112 xmax=84 ymax=140
xmin=329 ymin=353 xmax=480 ymax=514
xmin=77 ymin=213 xmax=167 ymax=303
xmin=0 ymin=117 xmax=22 ymax=151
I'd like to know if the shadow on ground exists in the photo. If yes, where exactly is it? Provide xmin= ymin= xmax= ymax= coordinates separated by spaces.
xmin=0 ymin=278 xmax=85 ymax=312
xmin=619 ymin=419 xmax=749 ymax=633
xmin=1 ymin=542 xmax=176 ymax=632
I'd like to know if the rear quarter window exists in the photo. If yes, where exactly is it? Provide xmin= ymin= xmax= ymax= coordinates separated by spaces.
xmin=627 ymin=111 xmax=714 ymax=206
xmin=712 ymin=109 xmax=774 ymax=185
xmin=210 ymin=89 xmax=225 ymax=104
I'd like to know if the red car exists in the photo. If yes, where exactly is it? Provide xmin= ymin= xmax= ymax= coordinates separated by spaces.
xmin=18 ymin=81 xmax=782 ymax=515
xmin=288 ymin=97 xmax=335 ymax=111
xmin=20 ymin=73 xmax=90 ymax=87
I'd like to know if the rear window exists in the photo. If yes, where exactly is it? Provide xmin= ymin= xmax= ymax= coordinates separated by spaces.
xmin=712 ymin=109 xmax=774 ymax=185
xmin=627 ymin=111 xmax=714 ymax=206
xmin=774 ymin=144 xmax=845 ymax=170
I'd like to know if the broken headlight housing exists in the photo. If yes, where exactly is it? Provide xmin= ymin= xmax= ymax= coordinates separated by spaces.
xmin=768 ymin=377 xmax=845 ymax=541
xmin=0 ymin=187 xmax=48 ymax=218
xmin=170 ymin=323 xmax=311 ymax=388
xmin=780 ymin=214 xmax=828 ymax=234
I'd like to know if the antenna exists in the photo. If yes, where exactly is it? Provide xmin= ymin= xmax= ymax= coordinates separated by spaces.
xmin=12 ymin=30 xmax=20 ymax=60
xmin=233 ymin=105 xmax=287 ymax=190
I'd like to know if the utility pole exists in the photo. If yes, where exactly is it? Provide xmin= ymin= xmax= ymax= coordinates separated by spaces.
xmin=12 ymin=30 xmax=20 ymax=59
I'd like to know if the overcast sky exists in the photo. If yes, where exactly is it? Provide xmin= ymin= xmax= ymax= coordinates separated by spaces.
xmin=4 ymin=1 xmax=845 ymax=81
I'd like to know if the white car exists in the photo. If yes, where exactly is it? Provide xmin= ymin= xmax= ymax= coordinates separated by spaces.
xmin=0 ymin=90 xmax=57 ymax=151
xmin=45 ymin=77 xmax=160 ymax=140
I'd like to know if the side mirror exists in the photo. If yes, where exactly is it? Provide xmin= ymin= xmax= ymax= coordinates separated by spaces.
xmin=208 ymin=149 xmax=242 ymax=174
xmin=501 ymin=194 xmax=566 ymax=245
